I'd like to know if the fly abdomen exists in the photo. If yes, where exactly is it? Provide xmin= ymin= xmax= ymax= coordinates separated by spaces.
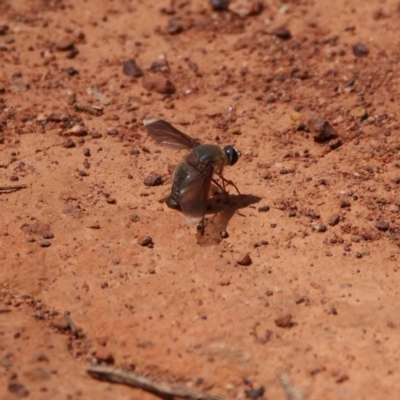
xmin=166 ymin=172 xmax=182 ymax=209
xmin=165 ymin=160 xmax=197 ymax=209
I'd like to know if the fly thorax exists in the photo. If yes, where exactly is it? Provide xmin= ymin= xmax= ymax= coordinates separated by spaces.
xmin=190 ymin=144 xmax=227 ymax=170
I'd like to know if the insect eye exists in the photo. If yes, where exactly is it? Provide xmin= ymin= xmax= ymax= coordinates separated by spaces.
xmin=224 ymin=146 xmax=240 ymax=166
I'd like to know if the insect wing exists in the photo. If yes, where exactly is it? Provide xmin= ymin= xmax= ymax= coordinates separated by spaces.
xmin=143 ymin=119 xmax=201 ymax=150
xmin=179 ymin=165 xmax=213 ymax=225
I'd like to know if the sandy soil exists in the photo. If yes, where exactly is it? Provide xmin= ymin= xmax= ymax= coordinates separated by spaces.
xmin=1 ymin=0 xmax=400 ymax=399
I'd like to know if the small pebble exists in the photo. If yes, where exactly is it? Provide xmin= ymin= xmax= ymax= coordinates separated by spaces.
xmin=40 ymin=241 xmax=51 ymax=248
xmin=127 ymin=174 xmax=133 ymax=179
xmin=345 ymin=77 xmax=355 ymax=87
xmin=329 ymin=214 xmax=340 ymax=226
xmin=138 ymin=236 xmax=153 ymax=246
xmin=210 ymin=0 xmax=230 ymax=11
xmin=130 ymin=214 xmax=140 ymax=223
xmin=350 ymin=107 xmax=368 ymax=120
xmin=290 ymin=112 xmax=302 ymax=121
xmin=297 ymin=122 xmax=307 ymax=131
xmin=317 ymin=224 xmax=327 ymax=232
xmin=144 ymin=174 xmax=163 ymax=186
xmin=67 ymin=48 xmax=79 ymax=59
xmin=55 ymin=38 xmax=75 ymax=51
xmin=8 ymin=380 xmax=29 ymax=397
xmin=353 ymin=43 xmax=369 ymax=57
xmin=296 ymin=296 xmax=310 ymax=304
xmin=274 ymin=314 xmax=293 ymax=328
xmin=88 ymin=224 xmax=100 ymax=229
xmin=245 ymin=386 xmax=265 ymax=400
xmin=220 ymin=230 xmax=229 ymax=239
xmin=107 ymin=128 xmax=118 ymax=136
xmin=340 ymin=197 xmax=351 ymax=208
xmin=308 ymin=115 xmax=337 ymax=142
xmin=78 ymin=170 xmax=87 ymax=177
xmin=0 ymin=22 xmax=9 ymax=35
xmin=329 ymin=307 xmax=338 ymax=315
xmin=228 ymin=0 xmax=263 ymax=18
xmin=237 ymin=253 xmax=252 ymax=266
xmin=376 ymin=221 xmax=389 ymax=232
xmin=66 ymin=67 xmax=79 ymax=76
xmin=62 ymin=139 xmax=76 ymax=148
xmin=335 ymin=374 xmax=349 ymax=384
xmin=272 ymin=26 xmax=292 ymax=40
xmin=4 ymin=34 xmax=15 ymax=44
xmin=258 ymin=205 xmax=270 ymax=212
xmin=160 ymin=7 xmax=176 ymax=15
xmin=129 ymin=149 xmax=140 ymax=155
xmin=150 ymin=60 xmax=169 ymax=72
xmin=42 ymin=233 xmax=54 ymax=239
xmin=51 ymin=316 xmax=69 ymax=331
xmin=122 ymin=59 xmax=144 ymax=77
xmin=329 ymin=138 xmax=342 ymax=150
xmin=83 ymin=148 xmax=91 ymax=157
xmin=288 ymin=211 xmax=296 ymax=217
xmin=94 ymin=348 xmax=114 ymax=364
xmin=168 ymin=17 xmax=183 ymax=35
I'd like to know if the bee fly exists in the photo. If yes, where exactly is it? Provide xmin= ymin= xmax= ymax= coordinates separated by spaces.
xmin=144 ymin=119 xmax=241 ymax=232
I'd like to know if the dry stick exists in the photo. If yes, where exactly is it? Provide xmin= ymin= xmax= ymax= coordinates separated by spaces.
xmin=0 ymin=184 xmax=27 ymax=191
xmin=65 ymin=313 xmax=78 ymax=332
xmin=65 ymin=313 xmax=84 ymax=338
xmin=279 ymin=373 xmax=304 ymax=400
xmin=87 ymin=365 xmax=228 ymax=400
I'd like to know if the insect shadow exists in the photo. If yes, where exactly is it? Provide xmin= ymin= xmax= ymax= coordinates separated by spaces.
xmin=196 ymin=192 xmax=262 ymax=246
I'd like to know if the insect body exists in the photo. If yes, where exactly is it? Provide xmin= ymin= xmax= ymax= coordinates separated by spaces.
xmin=144 ymin=119 xmax=241 ymax=227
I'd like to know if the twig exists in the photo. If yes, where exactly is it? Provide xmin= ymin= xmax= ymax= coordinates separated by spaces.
xmin=87 ymin=365 xmax=228 ymax=400
xmin=279 ymin=373 xmax=304 ymax=400
xmin=0 ymin=184 xmax=27 ymax=191
xmin=65 ymin=313 xmax=77 ymax=332
xmin=65 ymin=312 xmax=84 ymax=338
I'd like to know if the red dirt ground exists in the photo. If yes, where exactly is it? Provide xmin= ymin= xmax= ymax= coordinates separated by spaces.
xmin=1 ymin=0 xmax=400 ymax=399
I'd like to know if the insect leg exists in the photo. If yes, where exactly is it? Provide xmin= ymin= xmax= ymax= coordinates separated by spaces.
xmin=211 ymin=177 xmax=230 ymax=201
xmin=217 ymin=174 xmax=242 ymax=196
xmin=197 ymin=218 xmax=205 ymax=235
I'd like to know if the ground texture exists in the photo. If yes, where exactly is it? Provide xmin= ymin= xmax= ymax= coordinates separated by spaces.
xmin=1 ymin=0 xmax=400 ymax=399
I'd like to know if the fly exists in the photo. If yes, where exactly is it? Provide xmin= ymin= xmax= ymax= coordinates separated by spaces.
xmin=144 ymin=119 xmax=241 ymax=233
